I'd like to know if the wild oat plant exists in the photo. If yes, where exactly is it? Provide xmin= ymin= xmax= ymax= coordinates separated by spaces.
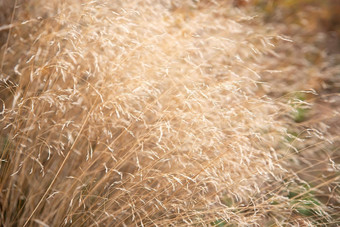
xmin=0 ymin=0 xmax=339 ymax=226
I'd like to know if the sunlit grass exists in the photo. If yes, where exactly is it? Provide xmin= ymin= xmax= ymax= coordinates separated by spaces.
xmin=0 ymin=0 xmax=339 ymax=226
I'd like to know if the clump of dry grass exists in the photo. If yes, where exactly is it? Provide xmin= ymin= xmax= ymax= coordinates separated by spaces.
xmin=0 ymin=0 xmax=338 ymax=226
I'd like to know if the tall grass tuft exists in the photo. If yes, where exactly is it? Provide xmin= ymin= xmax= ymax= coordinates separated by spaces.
xmin=0 ymin=0 xmax=338 ymax=226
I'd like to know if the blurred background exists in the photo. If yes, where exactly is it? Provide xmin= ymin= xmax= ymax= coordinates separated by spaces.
xmin=240 ymin=0 xmax=340 ymax=43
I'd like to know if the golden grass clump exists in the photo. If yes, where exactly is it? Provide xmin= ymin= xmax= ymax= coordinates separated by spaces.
xmin=0 ymin=0 xmax=339 ymax=226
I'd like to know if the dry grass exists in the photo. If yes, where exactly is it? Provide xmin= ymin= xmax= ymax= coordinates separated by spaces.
xmin=0 ymin=0 xmax=339 ymax=226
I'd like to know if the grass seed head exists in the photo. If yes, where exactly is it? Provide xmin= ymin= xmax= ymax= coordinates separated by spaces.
xmin=0 ymin=0 xmax=338 ymax=226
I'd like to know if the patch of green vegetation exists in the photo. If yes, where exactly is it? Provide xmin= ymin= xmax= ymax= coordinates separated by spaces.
xmin=285 ymin=131 xmax=299 ymax=143
xmin=291 ymin=92 xmax=309 ymax=123
xmin=221 ymin=196 xmax=233 ymax=207
xmin=211 ymin=219 xmax=227 ymax=227
xmin=287 ymin=182 xmax=323 ymax=218
xmin=211 ymin=196 xmax=235 ymax=226
xmin=293 ymin=107 xmax=308 ymax=123
xmin=269 ymin=200 xmax=279 ymax=205
xmin=211 ymin=219 xmax=237 ymax=227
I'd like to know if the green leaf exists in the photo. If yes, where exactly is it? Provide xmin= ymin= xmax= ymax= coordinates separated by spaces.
xmin=211 ymin=219 xmax=227 ymax=227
